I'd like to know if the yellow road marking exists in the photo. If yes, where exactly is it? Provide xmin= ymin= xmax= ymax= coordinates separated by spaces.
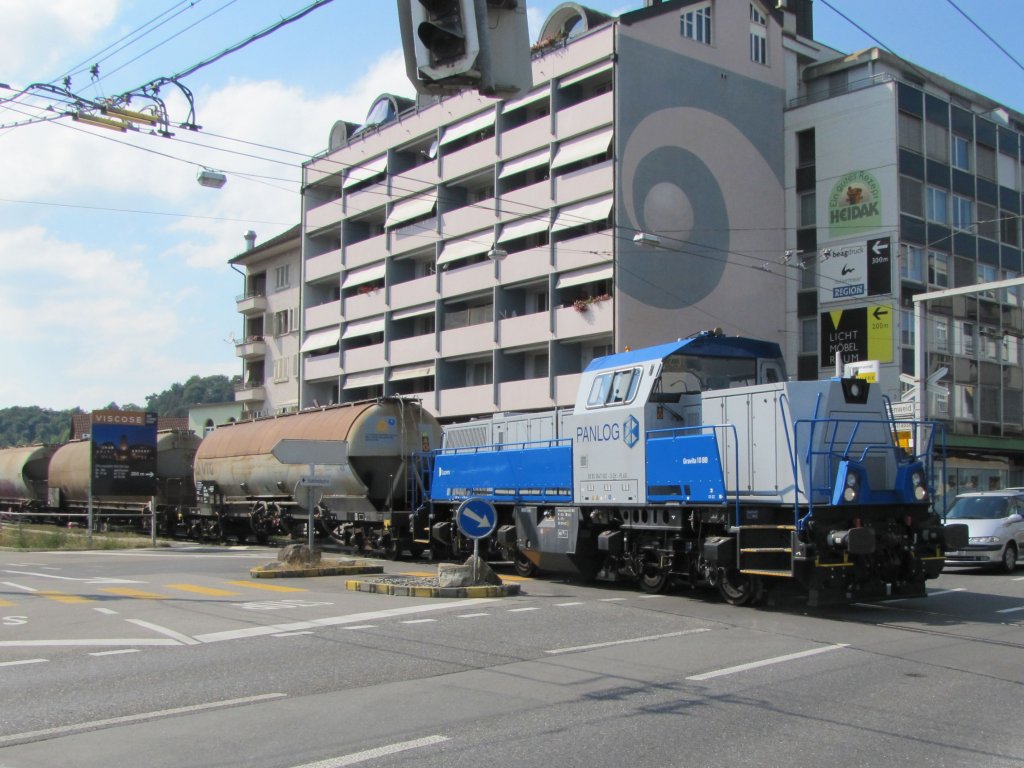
xmin=0 ymin=598 xmax=15 ymax=607
xmin=226 ymin=580 xmax=306 ymax=593
xmin=498 ymin=575 xmax=533 ymax=582
xmin=165 ymin=584 xmax=241 ymax=597
xmin=39 ymin=591 xmax=93 ymax=604
xmin=100 ymin=588 xmax=168 ymax=600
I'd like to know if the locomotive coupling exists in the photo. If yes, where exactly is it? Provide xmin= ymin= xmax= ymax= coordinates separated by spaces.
xmin=827 ymin=527 xmax=875 ymax=555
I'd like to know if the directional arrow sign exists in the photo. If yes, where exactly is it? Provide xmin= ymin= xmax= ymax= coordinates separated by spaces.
xmin=456 ymin=498 xmax=498 ymax=540
xmin=872 ymin=306 xmax=888 ymax=320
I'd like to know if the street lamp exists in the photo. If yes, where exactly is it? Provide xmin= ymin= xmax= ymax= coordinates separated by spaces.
xmin=197 ymin=168 xmax=227 ymax=189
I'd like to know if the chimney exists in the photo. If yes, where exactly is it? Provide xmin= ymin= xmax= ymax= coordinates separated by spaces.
xmin=244 ymin=230 xmax=257 ymax=251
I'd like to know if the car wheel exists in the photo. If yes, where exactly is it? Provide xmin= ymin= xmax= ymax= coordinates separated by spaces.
xmin=999 ymin=542 xmax=1018 ymax=574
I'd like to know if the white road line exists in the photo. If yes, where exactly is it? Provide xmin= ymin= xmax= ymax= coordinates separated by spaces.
xmin=0 ymin=693 xmax=287 ymax=746
xmin=0 ymin=638 xmax=179 ymax=648
xmin=637 ymin=594 xmax=665 ymax=599
xmin=598 ymin=598 xmax=627 ymax=602
xmin=546 ymin=628 xmax=711 ymax=655
xmin=126 ymin=619 xmax=201 ymax=646
xmin=194 ymin=599 xmax=495 ymax=644
xmin=273 ymin=631 xmax=314 ymax=637
xmin=400 ymin=619 xmax=437 ymax=624
xmin=995 ymin=605 xmax=1024 ymax=614
xmin=343 ymin=625 xmax=377 ymax=630
xmin=2 ymin=582 xmax=37 ymax=593
xmin=0 ymin=658 xmax=47 ymax=668
xmin=290 ymin=735 xmax=449 ymax=768
xmin=457 ymin=613 xmax=490 ymax=618
xmin=687 ymin=644 xmax=850 ymax=681
xmin=507 ymin=607 xmax=539 ymax=613
xmin=89 ymin=649 xmax=140 ymax=657
xmin=1012 ymin=576 xmax=1024 ymax=582
xmin=2 ymin=570 xmax=141 ymax=585
xmin=94 ymin=607 xmax=118 ymax=615
xmin=554 ymin=601 xmax=583 ymax=607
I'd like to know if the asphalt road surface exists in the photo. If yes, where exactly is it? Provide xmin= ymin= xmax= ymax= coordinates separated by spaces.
xmin=0 ymin=545 xmax=1021 ymax=768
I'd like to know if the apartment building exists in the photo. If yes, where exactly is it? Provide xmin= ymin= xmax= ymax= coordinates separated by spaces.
xmin=229 ymin=226 xmax=302 ymax=417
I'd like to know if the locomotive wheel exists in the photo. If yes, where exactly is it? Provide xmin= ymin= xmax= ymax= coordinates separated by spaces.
xmin=717 ymin=571 xmax=764 ymax=606
xmin=639 ymin=563 xmax=669 ymax=594
xmin=383 ymin=536 xmax=402 ymax=561
xmin=513 ymin=548 xmax=537 ymax=577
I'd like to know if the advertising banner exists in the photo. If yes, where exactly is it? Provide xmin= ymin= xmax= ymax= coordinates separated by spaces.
xmin=91 ymin=411 xmax=158 ymax=496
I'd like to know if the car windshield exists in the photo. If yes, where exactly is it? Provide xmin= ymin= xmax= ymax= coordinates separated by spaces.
xmin=946 ymin=496 xmax=1012 ymax=520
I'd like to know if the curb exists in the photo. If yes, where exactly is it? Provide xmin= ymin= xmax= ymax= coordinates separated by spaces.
xmin=250 ymin=562 xmax=384 ymax=579
xmin=346 ymin=579 xmax=521 ymax=598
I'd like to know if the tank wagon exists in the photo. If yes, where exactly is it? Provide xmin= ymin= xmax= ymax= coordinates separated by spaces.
xmin=44 ymin=431 xmax=201 ymax=532
xmin=427 ymin=331 xmax=968 ymax=607
xmin=0 ymin=445 xmax=58 ymax=513
xmin=193 ymin=398 xmax=441 ymax=551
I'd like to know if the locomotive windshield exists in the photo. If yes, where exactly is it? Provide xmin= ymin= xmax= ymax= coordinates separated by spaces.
xmin=658 ymin=353 xmax=758 ymax=394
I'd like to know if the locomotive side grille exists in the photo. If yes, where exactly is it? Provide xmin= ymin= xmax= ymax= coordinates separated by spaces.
xmin=444 ymin=424 xmax=491 ymax=450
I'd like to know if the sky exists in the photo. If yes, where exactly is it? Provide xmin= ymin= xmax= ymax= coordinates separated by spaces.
xmin=0 ymin=0 xmax=1021 ymax=411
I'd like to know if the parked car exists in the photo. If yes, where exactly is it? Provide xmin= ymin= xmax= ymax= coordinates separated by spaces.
xmin=943 ymin=491 xmax=1024 ymax=573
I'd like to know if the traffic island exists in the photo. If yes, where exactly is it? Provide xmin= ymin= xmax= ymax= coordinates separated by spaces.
xmin=250 ymin=543 xmax=384 ymax=579
xmin=346 ymin=556 xmax=520 ymax=598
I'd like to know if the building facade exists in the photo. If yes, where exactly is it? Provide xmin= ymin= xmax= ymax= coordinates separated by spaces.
xmin=230 ymin=226 xmax=302 ymax=418
xmin=295 ymin=0 xmax=1024 ymax=485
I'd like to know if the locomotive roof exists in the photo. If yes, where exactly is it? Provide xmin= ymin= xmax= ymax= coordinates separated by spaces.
xmin=585 ymin=334 xmax=783 ymax=371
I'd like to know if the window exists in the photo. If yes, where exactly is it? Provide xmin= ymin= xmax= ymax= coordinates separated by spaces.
xmin=899 ymin=177 xmax=923 ymax=218
xmin=274 ymin=264 xmax=290 ymax=290
xmin=926 ymin=186 xmax=948 ymax=224
xmin=273 ymin=358 xmax=290 ymax=383
xmin=1001 ymin=210 xmax=1019 ymax=245
xmin=977 ymin=202 xmax=998 ymax=240
xmin=901 ymin=309 xmax=915 ymax=346
xmin=799 ymin=192 xmax=816 ymax=227
xmin=469 ymin=361 xmax=493 ymax=387
xmin=933 ymin=317 xmax=950 ymax=352
xmin=901 ymin=245 xmax=924 ymax=283
xmin=800 ymin=318 xmax=817 ymax=354
xmin=749 ymin=4 xmax=767 ymax=64
xmin=928 ymin=250 xmax=950 ymax=287
xmin=899 ymin=112 xmax=923 ymax=153
xmin=952 ymin=195 xmax=972 ymax=231
xmin=952 ymin=135 xmax=970 ymax=170
xmin=957 ymin=320 xmax=976 ymax=356
xmin=273 ymin=308 xmax=297 ymax=336
xmin=976 ymin=144 xmax=996 ymax=180
xmin=587 ymin=368 xmax=641 ymax=407
xmin=925 ymin=122 xmax=948 ymax=163
xmin=680 ymin=3 xmax=712 ymax=44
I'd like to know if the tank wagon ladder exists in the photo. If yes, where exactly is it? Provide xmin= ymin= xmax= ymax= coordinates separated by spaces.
xmin=409 ymin=451 xmax=435 ymax=552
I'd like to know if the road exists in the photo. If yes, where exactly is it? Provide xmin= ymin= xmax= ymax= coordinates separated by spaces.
xmin=0 ymin=545 xmax=1022 ymax=767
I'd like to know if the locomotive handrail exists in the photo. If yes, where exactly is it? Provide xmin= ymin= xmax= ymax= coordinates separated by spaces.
xmin=438 ymin=437 xmax=572 ymax=455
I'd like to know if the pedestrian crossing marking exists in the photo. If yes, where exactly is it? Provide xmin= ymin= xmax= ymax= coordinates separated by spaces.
xmin=165 ymin=584 xmax=241 ymax=597
xmin=100 ymin=588 xmax=168 ymax=600
xmin=39 ymin=591 xmax=93 ymax=605
xmin=226 ymin=581 xmax=306 ymax=593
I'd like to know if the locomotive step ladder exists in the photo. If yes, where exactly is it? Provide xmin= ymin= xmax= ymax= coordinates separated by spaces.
xmin=736 ymin=523 xmax=796 ymax=578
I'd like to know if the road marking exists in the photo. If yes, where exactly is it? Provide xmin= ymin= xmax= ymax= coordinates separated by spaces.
xmin=94 ymin=607 xmax=118 ymax=615
xmin=0 ymin=638 xmax=179 ymax=648
xmin=194 ymin=599 xmax=495 ymax=644
xmin=2 ymin=582 xmax=37 ymax=592
xmin=226 ymin=580 xmax=306 ymax=593
xmin=343 ymin=625 xmax=377 ymax=630
xmin=546 ymin=629 xmax=711 ymax=655
xmin=0 ymin=658 xmax=47 ymax=668
xmin=507 ymin=607 xmax=539 ymax=613
xmin=0 ymin=598 xmax=14 ymax=607
xmin=686 ymin=644 xmax=850 ymax=681
xmin=1012 ymin=576 xmax=1024 ymax=582
xmin=400 ymin=619 xmax=436 ymax=624
xmin=995 ymin=605 xmax=1024 ymax=614
xmin=599 ymin=597 xmax=627 ymax=602
xmin=89 ymin=649 xmax=140 ymax=657
xmin=273 ymin=631 xmax=314 ymax=637
xmin=2 ymin=570 xmax=141 ymax=585
xmin=457 ymin=613 xmax=489 ymax=618
xmin=290 ymin=735 xmax=449 ymax=768
xmin=0 ymin=693 xmax=287 ymax=746
xmin=39 ymin=591 xmax=93 ymax=605
xmin=166 ymin=583 xmax=241 ymax=597
xmin=497 ymin=574 xmax=532 ymax=582
xmin=100 ymin=587 xmax=167 ymax=600
xmin=637 ymin=594 xmax=664 ymax=599
xmin=126 ymin=619 xmax=200 ymax=645
xmin=555 ymin=601 xmax=583 ymax=607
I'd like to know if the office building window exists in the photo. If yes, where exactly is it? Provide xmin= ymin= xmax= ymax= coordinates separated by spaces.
xmin=799 ymin=192 xmax=816 ymax=227
xmin=1001 ymin=210 xmax=1019 ymax=246
xmin=899 ymin=112 xmax=923 ymax=153
xmin=952 ymin=135 xmax=970 ymax=170
xmin=900 ymin=176 xmax=923 ymax=218
xmin=800 ymin=318 xmax=817 ymax=354
xmin=680 ymin=3 xmax=712 ymax=44
xmin=952 ymin=195 xmax=973 ymax=231
xmin=750 ymin=4 xmax=767 ymax=64
xmin=274 ymin=264 xmax=290 ymax=290
xmin=926 ymin=186 xmax=948 ymax=224
xmin=928 ymin=250 xmax=949 ymax=287
xmin=901 ymin=245 xmax=924 ymax=283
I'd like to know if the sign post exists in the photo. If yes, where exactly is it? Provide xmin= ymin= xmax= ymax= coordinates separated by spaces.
xmin=89 ymin=410 xmax=158 ymax=540
xmin=455 ymin=498 xmax=498 ymax=582
xmin=271 ymin=440 xmax=347 ymax=551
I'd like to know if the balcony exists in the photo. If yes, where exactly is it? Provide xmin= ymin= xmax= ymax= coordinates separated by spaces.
xmin=498 ymin=312 xmax=550 ymax=347
xmin=343 ymin=288 xmax=387 ymax=321
xmin=306 ymin=299 xmax=340 ymax=331
xmin=441 ymin=135 xmax=497 ymax=180
xmin=389 ymin=334 xmax=437 ymax=366
xmin=439 ymin=322 xmax=495 ymax=357
xmin=498 ymin=378 xmax=554 ymax=412
xmin=500 ymin=180 xmax=552 ymax=220
xmin=553 ymin=91 xmax=613 ymax=139
xmin=554 ymin=373 xmax=583 ymax=406
xmin=552 ymin=159 xmax=613 ymax=206
xmin=497 ymin=245 xmax=550 ymax=285
xmin=500 ymin=118 xmax=552 ymax=161
xmin=234 ymin=336 xmax=267 ymax=359
xmin=440 ymin=260 xmax=496 ymax=298
xmin=438 ymin=383 xmax=495 ymax=418
xmin=305 ymin=249 xmax=341 ymax=282
xmin=554 ymin=297 xmax=612 ymax=338
xmin=305 ymin=352 xmax=342 ymax=381
xmin=305 ymin=197 xmax=342 ymax=234
xmin=390 ymin=274 xmax=438 ymax=310
xmin=234 ymin=382 xmax=266 ymax=403
xmin=343 ymin=343 xmax=386 ymax=372
xmin=236 ymin=292 xmax=267 ymax=315
xmin=438 ymin=203 xmax=497 ymax=241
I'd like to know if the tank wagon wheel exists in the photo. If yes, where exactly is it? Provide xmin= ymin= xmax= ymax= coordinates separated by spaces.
xmin=717 ymin=571 xmax=764 ymax=606
xmin=513 ymin=548 xmax=537 ymax=577
xmin=382 ymin=534 xmax=403 ymax=561
xmin=639 ymin=562 xmax=669 ymax=594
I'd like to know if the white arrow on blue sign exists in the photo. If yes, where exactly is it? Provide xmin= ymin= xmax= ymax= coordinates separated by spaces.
xmin=455 ymin=497 xmax=498 ymax=540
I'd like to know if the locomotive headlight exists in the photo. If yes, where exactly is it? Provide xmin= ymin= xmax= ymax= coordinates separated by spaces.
xmin=910 ymin=471 xmax=928 ymax=501
xmin=843 ymin=472 xmax=859 ymax=502
xmin=969 ymin=536 xmax=1000 ymax=545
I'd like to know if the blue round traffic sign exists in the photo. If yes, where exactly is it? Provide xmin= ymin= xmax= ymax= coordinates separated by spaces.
xmin=455 ymin=497 xmax=498 ymax=540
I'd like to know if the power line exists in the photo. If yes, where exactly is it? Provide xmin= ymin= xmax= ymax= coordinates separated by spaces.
xmin=943 ymin=0 xmax=1024 ymax=75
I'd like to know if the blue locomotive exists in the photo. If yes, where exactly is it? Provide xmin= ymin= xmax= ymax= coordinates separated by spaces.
xmin=427 ymin=331 xmax=968 ymax=606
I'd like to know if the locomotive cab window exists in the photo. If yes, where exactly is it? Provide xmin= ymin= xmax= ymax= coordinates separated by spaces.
xmin=587 ymin=367 xmax=641 ymax=407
